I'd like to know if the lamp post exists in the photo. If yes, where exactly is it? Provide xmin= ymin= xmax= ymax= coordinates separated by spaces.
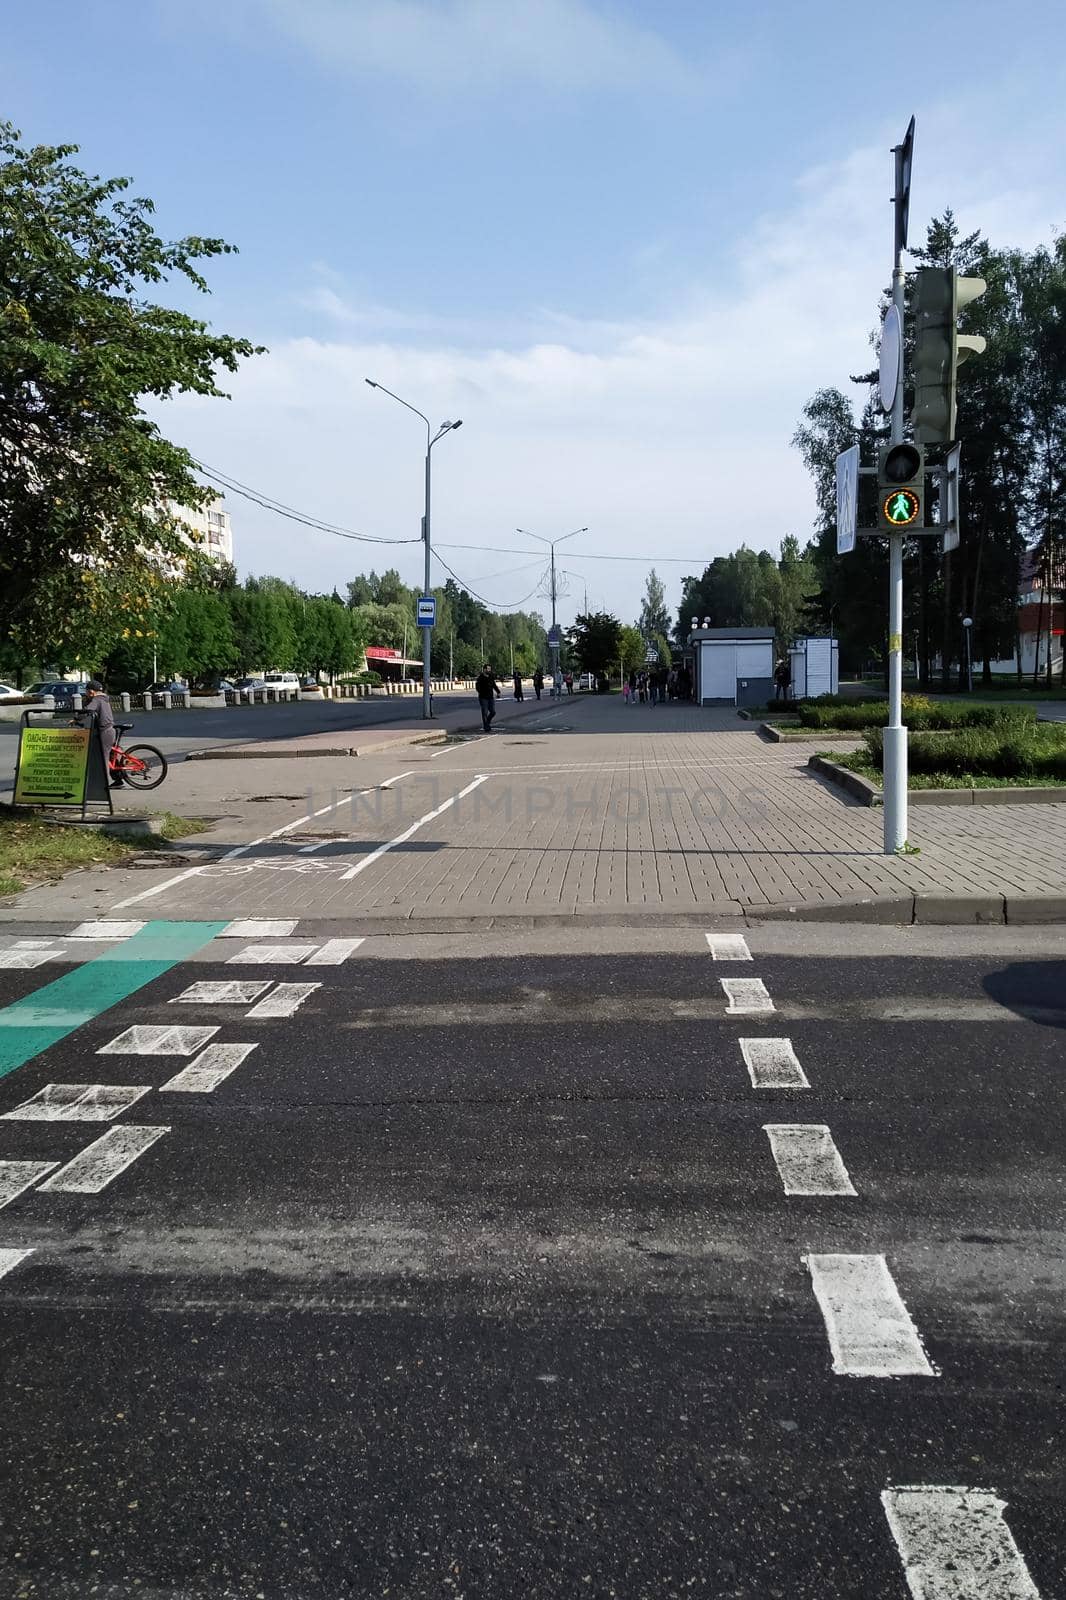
xmin=516 ymin=526 xmax=587 ymax=696
xmin=365 ymin=378 xmax=462 ymax=719
xmin=962 ymin=615 xmax=974 ymax=694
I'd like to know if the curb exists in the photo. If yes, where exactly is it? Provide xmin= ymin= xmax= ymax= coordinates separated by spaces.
xmin=808 ymin=754 xmax=1066 ymax=807
xmin=186 ymin=732 xmax=449 ymax=760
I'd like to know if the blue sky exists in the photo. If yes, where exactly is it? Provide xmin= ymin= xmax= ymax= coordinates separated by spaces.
xmin=4 ymin=0 xmax=1066 ymax=622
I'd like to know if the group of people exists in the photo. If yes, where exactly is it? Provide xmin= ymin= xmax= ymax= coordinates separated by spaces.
xmin=623 ymin=665 xmax=691 ymax=705
xmin=476 ymin=664 xmax=577 ymax=731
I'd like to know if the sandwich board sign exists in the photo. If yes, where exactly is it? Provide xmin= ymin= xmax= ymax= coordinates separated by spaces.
xmin=14 ymin=723 xmax=92 ymax=806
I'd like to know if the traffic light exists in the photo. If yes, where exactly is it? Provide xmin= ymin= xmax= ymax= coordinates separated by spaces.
xmin=912 ymin=267 xmax=987 ymax=444
xmin=878 ymin=441 xmax=925 ymax=530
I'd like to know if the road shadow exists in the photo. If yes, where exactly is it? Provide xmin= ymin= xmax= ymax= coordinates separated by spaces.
xmin=983 ymin=961 xmax=1066 ymax=1028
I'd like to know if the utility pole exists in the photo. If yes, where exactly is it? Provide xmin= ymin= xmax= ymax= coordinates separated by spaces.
xmin=517 ymin=526 xmax=587 ymax=697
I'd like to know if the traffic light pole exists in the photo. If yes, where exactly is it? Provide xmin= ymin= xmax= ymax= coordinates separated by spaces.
xmin=883 ymin=135 xmax=911 ymax=854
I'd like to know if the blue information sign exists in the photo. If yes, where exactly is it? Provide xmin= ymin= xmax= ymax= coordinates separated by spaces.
xmin=417 ymin=596 xmax=436 ymax=627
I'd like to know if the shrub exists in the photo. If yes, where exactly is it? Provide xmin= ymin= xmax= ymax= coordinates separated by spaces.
xmin=863 ymin=723 xmax=1066 ymax=779
xmin=799 ymin=699 xmax=1036 ymax=732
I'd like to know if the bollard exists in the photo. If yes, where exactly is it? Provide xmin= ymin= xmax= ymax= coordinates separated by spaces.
xmin=121 ymin=693 xmax=131 ymax=712
xmin=72 ymin=694 xmax=83 ymax=712
xmin=143 ymin=691 xmax=152 ymax=711
xmin=161 ymin=692 xmax=171 ymax=709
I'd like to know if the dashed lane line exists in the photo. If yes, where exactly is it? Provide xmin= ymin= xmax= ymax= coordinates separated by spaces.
xmin=805 ymin=1253 xmax=937 ymax=1378
xmin=882 ymin=1486 xmax=1043 ymax=1600
xmin=38 ymin=1125 xmax=170 ymax=1194
xmin=739 ymin=1038 xmax=810 ymax=1089
xmin=762 ymin=1125 xmax=856 ymax=1195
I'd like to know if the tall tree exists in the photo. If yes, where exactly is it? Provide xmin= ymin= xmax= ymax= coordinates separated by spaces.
xmin=638 ymin=568 xmax=670 ymax=639
xmin=566 ymin=611 xmax=621 ymax=685
xmin=0 ymin=120 xmax=261 ymax=659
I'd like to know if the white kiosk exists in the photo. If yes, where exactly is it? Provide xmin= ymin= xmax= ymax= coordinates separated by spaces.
xmin=788 ymin=636 xmax=839 ymax=700
xmin=689 ymin=627 xmax=776 ymax=707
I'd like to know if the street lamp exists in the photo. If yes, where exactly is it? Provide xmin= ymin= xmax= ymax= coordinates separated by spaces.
xmin=365 ymin=378 xmax=463 ymax=719
xmin=962 ymin=614 xmax=974 ymax=694
xmin=516 ymin=526 xmax=587 ymax=695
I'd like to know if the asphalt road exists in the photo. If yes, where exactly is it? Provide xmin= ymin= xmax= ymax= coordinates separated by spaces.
xmin=0 ymin=922 xmax=1062 ymax=1597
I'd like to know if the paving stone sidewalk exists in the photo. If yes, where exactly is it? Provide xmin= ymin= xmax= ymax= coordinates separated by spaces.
xmin=6 ymin=698 xmax=1066 ymax=925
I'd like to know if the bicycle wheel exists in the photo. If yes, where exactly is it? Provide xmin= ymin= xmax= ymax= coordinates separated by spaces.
xmin=118 ymin=744 xmax=168 ymax=790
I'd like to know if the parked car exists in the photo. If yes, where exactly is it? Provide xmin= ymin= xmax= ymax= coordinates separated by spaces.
xmin=144 ymin=680 xmax=187 ymax=705
xmin=264 ymin=672 xmax=300 ymax=691
xmin=299 ymin=675 xmax=322 ymax=690
xmin=0 ymin=682 xmax=26 ymax=700
xmin=232 ymin=677 xmax=265 ymax=692
xmin=24 ymin=680 xmax=90 ymax=703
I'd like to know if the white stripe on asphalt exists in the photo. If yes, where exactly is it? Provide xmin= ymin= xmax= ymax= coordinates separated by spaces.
xmin=2 ymin=1083 xmax=152 ymax=1122
xmin=39 ymin=1126 xmax=170 ymax=1193
xmin=0 ymin=1160 xmax=59 ymax=1209
xmin=0 ymin=949 xmax=61 ymax=969
xmin=762 ymin=1125 xmax=856 ymax=1195
xmin=97 ymin=1025 xmax=220 ymax=1056
xmin=68 ymin=920 xmax=146 ymax=939
xmin=805 ymin=1254 xmax=936 ymax=1378
xmin=304 ymin=938 xmax=365 ymax=965
xmin=220 ymin=919 xmax=298 ymax=938
xmin=340 ymin=775 xmax=491 ymax=881
xmin=882 ymin=1486 xmax=1042 ymax=1599
xmin=0 ymin=1248 xmax=34 ymax=1282
xmin=705 ymin=934 xmax=752 ymax=961
xmin=171 ymin=981 xmax=273 ymax=1005
xmin=160 ymin=1042 xmax=258 ymax=1093
xmin=246 ymin=982 xmax=321 ymax=1018
xmin=739 ymin=1038 xmax=810 ymax=1089
xmin=720 ymin=977 xmax=774 ymax=1014
xmin=226 ymin=943 xmax=320 ymax=965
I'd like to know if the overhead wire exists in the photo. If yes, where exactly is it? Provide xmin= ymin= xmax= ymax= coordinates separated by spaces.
xmin=431 ymin=550 xmax=548 ymax=610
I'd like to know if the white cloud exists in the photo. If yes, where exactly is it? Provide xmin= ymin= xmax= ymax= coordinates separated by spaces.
xmin=163 ymin=107 xmax=1066 ymax=623
xmin=256 ymin=0 xmax=695 ymax=95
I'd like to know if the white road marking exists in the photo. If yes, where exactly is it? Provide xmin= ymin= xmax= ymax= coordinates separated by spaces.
xmin=246 ymin=982 xmax=321 ymax=1018
xmin=68 ymin=920 xmax=146 ymax=939
xmin=97 ymin=1024 xmax=219 ymax=1056
xmin=170 ymin=981 xmax=273 ymax=1005
xmin=762 ymin=1125 xmax=856 ymax=1195
xmin=160 ymin=1042 xmax=258 ymax=1093
xmin=379 ymin=771 xmax=415 ymax=787
xmin=739 ymin=1038 xmax=810 ymax=1088
xmin=0 ymin=949 xmax=60 ymax=969
xmin=0 ymin=1160 xmax=59 ymax=1209
xmin=0 ymin=1248 xmax=34 ymax=1281
xmin=39 ymin=1125 xmax=170 ymax=1194
xmin=226 ymin=943 xmax=320 ymax=965
xmin=304 ymin=938 xmax=365 ymax=965
xmin=13 ymin=939 xmax=58 ymax=948
xmin=805 ymin=1254 xmax=936 ymax=1378
xmin=112 ymin=792 xmax=355 ymax=910
xmin=721 ymin=977 xmax=774 ymax=1014
xmin=340 ymin=775 xmax=491 ymax=881
xmin=2 ymin=1083 xmax=151 ymax=1121
xmin=882 ymin=1486 xmax=1042 ymax=1600
xmin=705 ymin=934 xmax=752 ymax=961
xmin=298 ymin=775 xmax=415 ymax=853
xmin=220 ymin=919 xmax=298 ymax=938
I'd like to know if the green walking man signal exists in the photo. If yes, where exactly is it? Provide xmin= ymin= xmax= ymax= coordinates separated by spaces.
xmin=877 ymin=441 xmax=925 ymax=531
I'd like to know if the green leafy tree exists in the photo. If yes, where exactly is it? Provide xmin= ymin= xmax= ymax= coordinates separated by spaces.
xmin=638 ymin=568 xmax=670 ymax=639
xmin=618 ymin=624 xmax=646 ymax=674
xmin=0 ymin=120 xmax=261 ymax=660
xmin=567 ymin=611 xmax=621 ymax=684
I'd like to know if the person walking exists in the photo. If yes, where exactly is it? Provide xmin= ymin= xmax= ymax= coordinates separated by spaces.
xmin=564 ymin=670 xmax=574 ymax=696
xmin=82 ymin=680 xmax=122 ymax=788
xmin=627 ymin=669 xmax=637 ymax=704
xmin=513 ymin=670 xmax=524 ymax=702
xmin=532 ymin=668 xmax=543 ymax=700
xmin=774 ymin=659 xmax=792 ymax=702
xmin=475 ymin=663 xmax=501 ymax=732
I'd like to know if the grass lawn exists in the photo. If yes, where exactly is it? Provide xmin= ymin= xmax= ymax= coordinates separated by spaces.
xmin=0 ymin=807 xmax=211 ymax=896
xmin=827 ymin=752 xmax=1066 ymax=791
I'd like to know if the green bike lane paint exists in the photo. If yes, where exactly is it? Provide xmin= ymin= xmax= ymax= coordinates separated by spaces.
xmin=0 ymin=921 xmax=227 ymax=1081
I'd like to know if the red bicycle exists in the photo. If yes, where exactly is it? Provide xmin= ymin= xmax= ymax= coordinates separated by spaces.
xmin=110 ymin=723 xmax=168 ymax=790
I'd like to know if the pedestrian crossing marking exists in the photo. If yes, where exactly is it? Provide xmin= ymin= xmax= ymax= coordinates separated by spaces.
xmin=226 ymin=943 xmax=320 ymax=965
xmin=68 ymin=921 xmax=147 ymax=940
xmin=806 ymin=1254 xmax=936 ymax=1378
xmin=763 ymin=1124 xmax=856 ymax=1194
xmin=882 ymin=1486 xmax=1042 ymax=1599
xmin=705 ymin=934 xmax=752 ymax=961
xmin=97 ymin=1024 xmax=220 ymax=1056
xmin=739 ymin=1038 xmax=809 ymax=1088
xmin=0 ymin=1160 xmax=59 ymax=1209
xmin=2 ymin=1083 xmax=152 ymax=1121
xmin=38 ymin=1125 xmax=170 ymax=1194
xmin=246 ymin=982 xmax=321 ymax=1018
xmin=170 ymin=981 xmax=273 ymax=1005
xmin=0 ymin=1247 xmax=34 ymax=1282
xmin=220 ymin=919 xmax=298 ymax=938
xmin=160 ymin=1043 xmax=258 ymax=1093
xmin=720 ymin=977 xmax=774 ymax=1013
xmin=303 ymin=938 xmax=365 ymax=964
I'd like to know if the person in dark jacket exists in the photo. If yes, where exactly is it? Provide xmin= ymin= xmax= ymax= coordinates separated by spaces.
xmin=83 ymin=680 xmax=122 ymax=787
xmin=475 ymin=665 xmax=501 ymax=732
xmin=532 ymin=668 xmax=544 ymax=700
xmin=513 ymin=670 xmax=524 ymax=702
